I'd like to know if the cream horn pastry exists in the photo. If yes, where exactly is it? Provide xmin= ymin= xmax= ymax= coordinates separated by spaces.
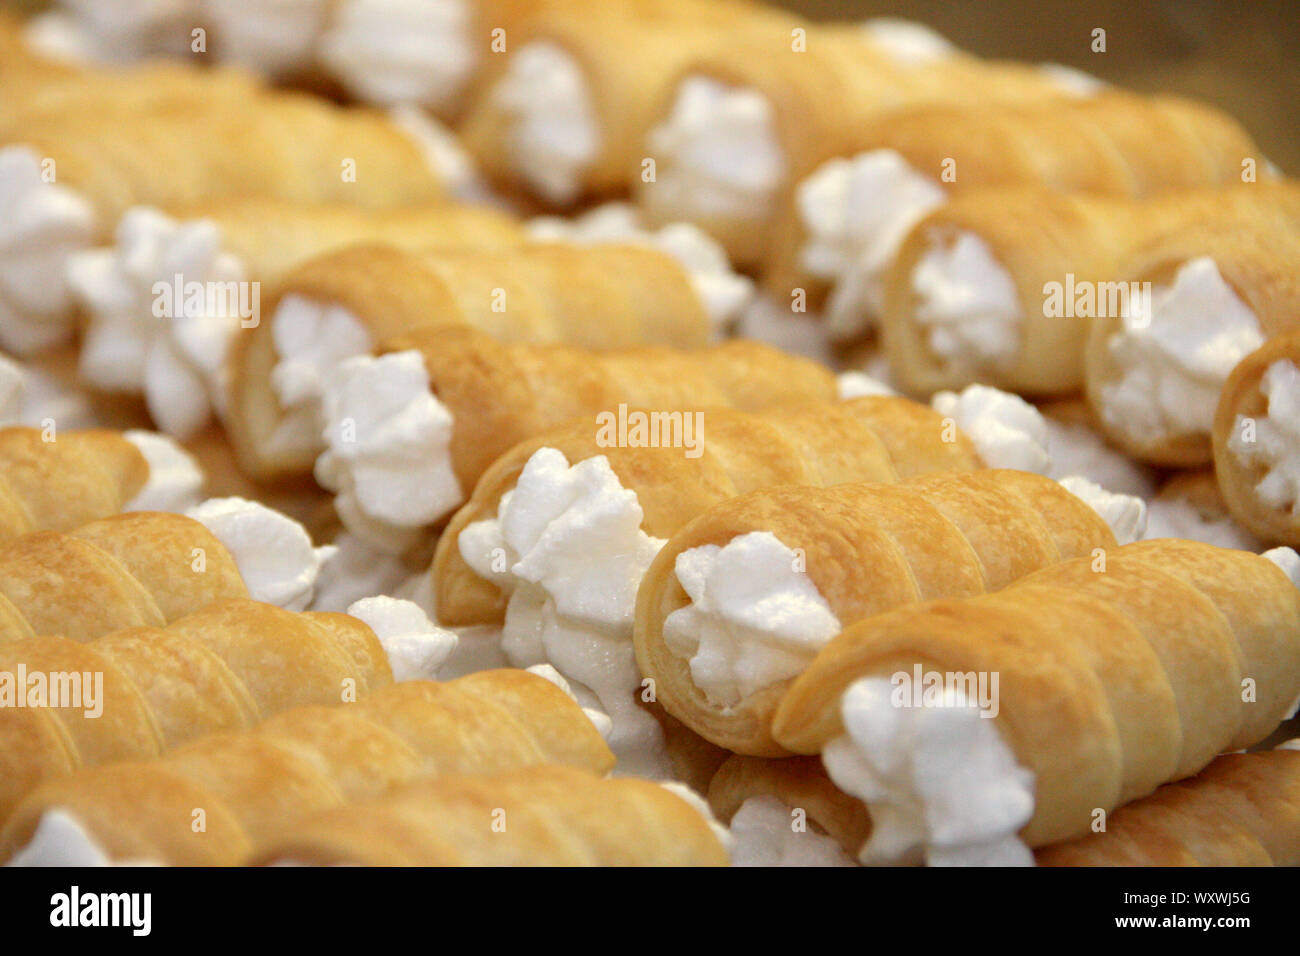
xmin=433 ymin=393 xmax=1012 ymax=775
xmin=771 ymin=540 xmax=1300 ymax=864
xmin=775 ymin=93 xmax=1262 ymax=338
xmin=0 ymin=84 xmax=453 ymax=356
xmin=1036 ymin=747 xmax=1300 ymax=866
xmin=249 ymin=764 xmax=727 ymax=867
xmin=68 ymin=198 xmax=523 ymax=440
xmin=0 ymin=596 xmax=399 ymax=824
xmin=878 ymin=182 xmax=1300 ymax=398
xmin=1213 ymin=330 xmax=1300 ymax=548
xmin=634 ymin=469 xmax=1135 ymax=757
xmin=1 ymin=669 xmax=611 ymax=865
xmin=638 ymin=19 xmax=1103 ymax=268
xmin=227 ymin=235 xmax=740 ymax=480
xmin=1085 ymin=212 xmax=1300 ymax=467
xmin=311 ymin=327 xmax=836 ymax=554
xmin=708 ymin=754 xmax=866 ymax=866
xmin=458 ymin=0 xmax=790 ymax=208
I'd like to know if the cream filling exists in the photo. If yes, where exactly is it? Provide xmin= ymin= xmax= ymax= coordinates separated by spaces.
xmin=267 ymin=294 xmax=374 ymax=462
xmin=186 ymin=496 xmax=335 ymax=612
xmin=659 ymin=781 xmax=735 ymax=854
xmin=860 ymin=17 xmax=955 ymax=67
xmin=320 ymin=0 xmax=476 ymax=112
xmin=1099 ymin=257 xmax=1264 ymax=448
xmin=647 ymin=76 xmax=787 ymax=226
xmin=662 ymin=531 xmax=842 ymax=709
xmin=490 ymin=41 xmax=600 ymax=206
xmin=728 ymin=795 xmax=858 ymax=867
xmin=912 ymin=230 xmax=1021 ymax=373
xmin=0 ymin=147 xmax=97 ymax=355
xmin=205 ymin=0 xmax=330 ymax=77
xmin=309 ymin=531 xmax=421 ymax=613
xmin=122 ymin=429 xmax=205 ymax=513
xmin=458 ymin=447 xmax=670 ymax=777
xmin=25 ymin=1 xmax=195 ymax=63
xmin=930 ymin=384 xmax=1051 ymax=474
xmin=1038 ymin=62 xmax=1106 ymax=97
xmin=1056 ymin=475 xmax=1147 ymax=545
xmin=5 ymin=809 xmax=156 ymax=867
xmin=823 ymin=677 xmax=1035 ymax=866
xmin=387 ymin=104 xmax=486 ymax=200
xmin=796 ymin=150 xmax=946 ymax=339
xmin=524 ymin=663 xmax=615 ymax=741
xmin=346 ymin=595 xmax=457 ymax=682
xmin=67 ymin=207 xmax=249 ymax=439
xmin=315 ymin=350 xmax=463 ymax=554
xmin=527 ymin=203 xmax=754 ymax=332
xmin=0 ymin=354 xmax=25 ymax=424
xmin=1228 ymin=359 xmax=1300 ymax=516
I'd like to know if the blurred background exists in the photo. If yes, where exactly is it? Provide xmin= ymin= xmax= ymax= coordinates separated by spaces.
xmin=5 ymin=0 xmax=1296 ymax=169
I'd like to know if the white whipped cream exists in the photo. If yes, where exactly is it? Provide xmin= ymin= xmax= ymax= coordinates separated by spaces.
xmin=1229 ymin=359 xmax=1300 ymax=516
xmin=1099 ymin=257 xmax=1263 ymax=448
xmin=1143 ymin=496 xmax=1262 ymax=551
xmin=735 ymin=295 xmax=835 ymax=365
xmin=728 ymin=794 xmax=858 ymax=867
xmin=822 ymin=677 xmax=1035 ymax=866
xmin=836 ymin=371 xmax=897 ymax=399
xmin=122 ymin=429 xmax=204 ymax=513
xmin=0 ymin=354 xmax=24 ymax=424
xmin=205 ymin=0 xmax=328 ymax=76
xmin=6 ymin=809 xmax=118 ymax=867
xmin=387 ymin=104 xmax=486 ymax=201
xmin=315 ymin=350 xmax=463 ymax=554
xmin=67 ymin=207 xmax=249 ymax=438
xmin=1057 ymin=474 xmax=1147 ymax=545
xmin=186 ymin=496 xmax=335 ymax=612
xmin=268 ymin=293 xmax=374 ymax=461
xmin=1043 ymin=416 xmax=1157 ymax=499
xmin=321 ymin=0 xmax=475 ymax=112
xmin=1038 ymin=62 xmax=1106 ymax=97
xmin=309 ymin=532 xmax=418 ymax=613
xmin=524 ymin=663 xmax=614 ymax=741
xmin=346 ymin=595 xmax=457 ymax=681
xmin=490 ymin=41 xmax=600 ymax=205
xmin=930 ymin=385 xmax=1051 ymax=474
xmin=0 ymin=147 xmax=97 ymax=355
xmin=797 ymin=150 xmax=946 ymax=339
xmin=860 ymin=17 xmax=955 ymax=67
xmin=528 ymin=203 xmax=753 ymax=332
xmin=659 ymin=780 xmax=735 ymax=854
xmin=912 ymin=230 xmax=1021 ymax=373
xmin=1263 ymin=547 xmax=1300 ymax=589
xmin=26 ymin=1 xmax=194 ymax=63
xmin=1278 ymin=738 xmax=1300 ymax=751
xmin=459 ymin=448 xmax=670 ymax=777
xmin=648 ymin=76 xmax=787 ymax=224
xmin=663 ymin=531 xmax=842 ymax=708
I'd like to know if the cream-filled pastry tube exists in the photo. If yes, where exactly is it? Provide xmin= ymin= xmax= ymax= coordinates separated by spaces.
xmin=1086 ymin=224 xmax=1300 ymax=468
xmin=708 ymin=755 xmax=866 ymax=866
xmin=1214 ymin=331 xmax=1300 ymax=548
xmin=879 ymin=182 xmax=1300 ymax=397
xmin=774 ymin=93 xmax=1262 ymax=338
xmin=248 ymin=765 xmax=727 ymax=867
xmin=0 ymin=596 xmax=399 ymax=825
xmin=772 ymin=540 xmax=1300 ymax=864
xmin=311 ymin=327 xmax=836 ymax=555
xmin=433 ymin=395 xmax=996 ymax=775
xmin=639 ymin=20 xmax=1099 ymax=269
xmin=227 ymin=237 xmax=735 ymax=480
xmin=0 ymin=672 xmax=612 ymax=864
xmin=1037 ymin=748 xmax=1300 ymax=866
xmin=0 ymin=85 xmax=449 ymax=355
xmin=634 ymin=469 xmax=1128 ymax=757
xmin=67 ymin=198 xmax=521 ymax=440
xmin=458 ymin=0 xmax=785 ymax=208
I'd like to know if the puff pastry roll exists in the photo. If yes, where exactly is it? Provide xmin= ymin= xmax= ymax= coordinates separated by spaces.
xmin=1 ymin=671 xmax=612 ymax=865
xmin=249 ymin=765 xmax=728 ymax=867
xmin=226 ymin=237 xmax=732 ymax=480
xmin=634 ymin=469 xmax=1119 ymax=756
xmin=1037 ymin=748 xmax=1300 ymax=866
xmin=879 ymin=181 xmax=1300 ymax=397
xmin=1085 ymin=211 xmax=1300 ymax=467
xmin=0 ymin=596 xmax=392 ymax=823
xmin=771 ymin=540 xmax=1300 ymax=863
xmin=774 ymin=93 xmax=1262 ymax=338
xmin=1213 ymin=330 xmax=1300 ymax=548
xmin=311 ymin=328 xmax=836 ymax=555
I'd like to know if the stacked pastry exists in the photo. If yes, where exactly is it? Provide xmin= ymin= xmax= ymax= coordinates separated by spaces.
xmin=2 ymin=1 xmax=1299 ymax=869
